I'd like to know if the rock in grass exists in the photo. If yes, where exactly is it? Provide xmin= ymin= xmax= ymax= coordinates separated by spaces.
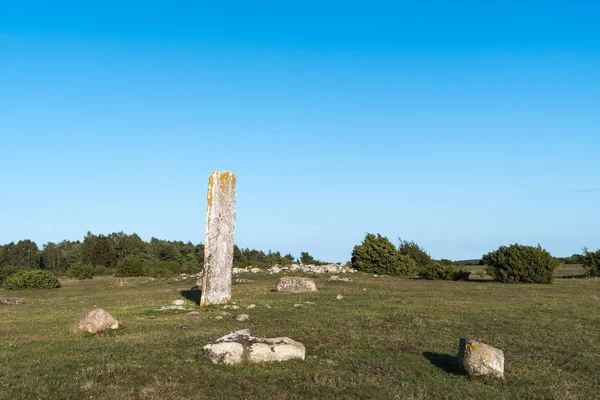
xmin=204 ymin=329 xmax=305 ymax=365
xmin=172 ymin=299 xmax=185 ymax=306
xmin=78 ymin=309 xmax=119 ymax=334
xmin=276 ymin=276 xmax=317 ymax=293
xmin=235 ymin=314 xmax=250 ymax=322
xmin=0 ymin=297 xmax=21 ymax=305
xmin=154 ymin=305 xmax=184 ymax=311
xmin=458 ymin=338 xmax=504 ymax=379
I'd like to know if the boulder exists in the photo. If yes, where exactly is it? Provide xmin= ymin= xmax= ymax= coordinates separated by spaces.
xmin=458 ymin=338 xmax=504 ymax=379
xmin=78 ymin=309 xmax=119 ymax=334
xmin=204 ymin=329 xmax=305 ymax=365
xmin=276 ymin=276 xmax=317 ymax=293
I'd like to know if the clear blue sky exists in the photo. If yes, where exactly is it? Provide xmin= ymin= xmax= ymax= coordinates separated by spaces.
xmin=1 ymin=1 xmax=599 ymax=261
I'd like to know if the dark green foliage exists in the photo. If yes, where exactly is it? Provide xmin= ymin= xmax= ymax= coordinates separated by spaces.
xmin=0 ymin=240 xmax=41 ymax=269
xmin=82 ymin=232 xmax=116 ymax=268
xmin=67 ymin=263 xmax=96 ymax=280
xmin=0 ymin=265 xmax=20 ymax=286
xmin=452 ymin=268 xmax=471 ymax=281
xmin=398 ymin=254 xmax=419 ymax=276
xmin=233 ymin=245 xmax=300 ymax=268
xmin=398 ymin=239 xmax=431 ymax=267
xmin=418 ymin=261 xmax=469 ymax=280
xmin=562 ymin=253 xmax=585 ymax=264
xmin=482 ymin=244 xmax=559 ymax=284
xmin=582 ymin=248 xmax=600 ymax=276
xmin=3 ymin=270 xmax=60 ymax=290
xmin=147 ymin=261 xmax=181 ymax=278
xmin=300 ymin=251 xmax=326 ymax=265
xmin=116 ymin=256 xmax=149 ymax=277
xmin=351 ymin=233 xmax=413 ymax=276
xmin=439 ymin=259 xmax=453 ymax=266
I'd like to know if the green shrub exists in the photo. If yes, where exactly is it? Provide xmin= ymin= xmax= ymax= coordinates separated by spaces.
xmin=67 ymin=263 xmax=96 ymax=280
xmin=452 ymin=268 xmax=471 ymax=281
xmin=116 ymin=256 xmax=149 ymax=277
xmin=0 ymin=265 xmax=21 ymax=286
xmin=398 ymin=239 xmax=431 ymax=267
xmin=351 ymin=233 xmax=413 ymax=276
xmin=3 ymin=270 xmax=60 ymax=290
xmin=181 ymin=261 xmax=202 ymax=275
xmin=582 ymin=248 xmax=600 ymax=276
xmin=418 ymin=262 xmax=471 ymax=281
xmin=146 ymin=261 xmax=181 ymax=278
xmin=482 ymin=244 xmax=559 ymax=284
xmin=94 ymin=265 xmax=116 ymax=276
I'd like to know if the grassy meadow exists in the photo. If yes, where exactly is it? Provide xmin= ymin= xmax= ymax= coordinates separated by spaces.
xmin=1 ymin=265 xmax=599 ymax=399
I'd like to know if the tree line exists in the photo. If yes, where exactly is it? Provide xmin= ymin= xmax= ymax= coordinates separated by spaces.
xmin=0 ymin=231 xmax=326 ymax=278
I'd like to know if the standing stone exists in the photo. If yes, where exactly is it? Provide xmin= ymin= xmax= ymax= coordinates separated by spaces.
xmin=201 ymin=171 xmax=236 ymax=307
xmin=457 ymin=338 xmax=505 ymax=379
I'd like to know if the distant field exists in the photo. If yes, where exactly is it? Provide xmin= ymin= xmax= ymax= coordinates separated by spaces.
xmin=1 ymin=265 xmax=598 ymax=399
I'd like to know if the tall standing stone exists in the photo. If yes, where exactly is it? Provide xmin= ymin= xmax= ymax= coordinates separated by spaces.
xmin=200 ymin=171 xmax=236 ymax=307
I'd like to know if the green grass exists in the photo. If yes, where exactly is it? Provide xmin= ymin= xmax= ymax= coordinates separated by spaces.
xmin=1 ymin=265 xmax=599 ymax=399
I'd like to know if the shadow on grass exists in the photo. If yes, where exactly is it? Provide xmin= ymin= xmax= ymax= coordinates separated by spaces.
xmin=423 ymin=352 xmax=462 ymax=375
xmin=180 ymin=287 xmax=202 ymax=305
xmin=555 ymin=274 xmax=589 ymax=279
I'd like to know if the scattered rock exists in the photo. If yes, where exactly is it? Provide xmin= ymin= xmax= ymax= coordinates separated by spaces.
xmin=223 ymin=305 xmax=239 ymax=310
xmin=154 ymin=305 xmax=184 ymax=311
xmin=363 ymin=288 xmax=367 ymax=291
xmin=458 ymin=338 xmax=504 ymax=379
xmin=235 ymin=314 xmax=250 ymax=322
xmin=215 ymin=315 xmax=224 ymax=320
xmin=246 ymin=304 xmax=256 ymax=309
xmin=336 ymin=294 xmax=344 ymax=300
xmin=233 ymin=264 xmax=356 ymax=275
xmin=148 ymin=315 xmax=157 ymax=319
xmin=0 ymin=297 xmax=21 ymax=305
xmin=203 ymin=329 xmax=306 ymax=365
xmin=78 ymin=309 xmax=119 ymax=334
xmin=329 ymin=275 xmax=353 ymax=282
xmin=234 ymin=278 xmax=255 ymax=284
xmin=266 ymin=304 xmax=275 ymax=309
xmin=276 ymin=276 xmax=318 ymax=293
xmin=172 ymin=300 xmax=185 ymax=306
xmin=186 ymin=311 xmax=200 ymax=316
xmin=294 ymin=303 xmax=303 ymax=308
xmin=305 ymin=301 xmax=316 ymax=305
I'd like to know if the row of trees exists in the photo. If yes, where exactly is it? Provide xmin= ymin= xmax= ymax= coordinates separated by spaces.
xmin=351 ymin=233 xmax=600 ymax=283
xmin=0 ymin=232 xmax=326 ymax=282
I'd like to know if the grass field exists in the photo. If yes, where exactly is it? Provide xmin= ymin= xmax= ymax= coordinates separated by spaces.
xmin=1 ymin=265 xmax=599 ymax=399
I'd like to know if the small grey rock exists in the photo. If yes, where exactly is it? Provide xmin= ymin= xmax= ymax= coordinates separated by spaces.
xmin=235 ymin=314 xmax=250 ymax=322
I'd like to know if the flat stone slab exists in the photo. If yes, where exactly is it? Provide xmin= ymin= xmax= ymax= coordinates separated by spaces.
xmin=458 ymin=338 xmax=504 ymax=379
xmin=204 ymin=329 xmax=306 ymax=365
xmin=276 ymin=276 xmax=317 ymax=293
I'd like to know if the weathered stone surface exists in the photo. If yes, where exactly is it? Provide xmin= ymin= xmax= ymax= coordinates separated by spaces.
xmin=276 ymin=276 xmax=317 ymax=293
xmin=78 ymin=309 xmax=119 ymax=334
xmin=458 ymin=338 xmax=504 ymax=379
xmin=201 ymin=171 xmax=236 ymax=307
xmin=329 ymin=275 xmax=353 ymax=282
xmin=204 ymin=329 xmax=305 ymax=365
xmin=235 ymin=314 xmax=250 ymax=322
xmin=172 ymin=299 xmax=185 ymax=306
xmin=0 ymin=297 xmax=21 ymax=305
